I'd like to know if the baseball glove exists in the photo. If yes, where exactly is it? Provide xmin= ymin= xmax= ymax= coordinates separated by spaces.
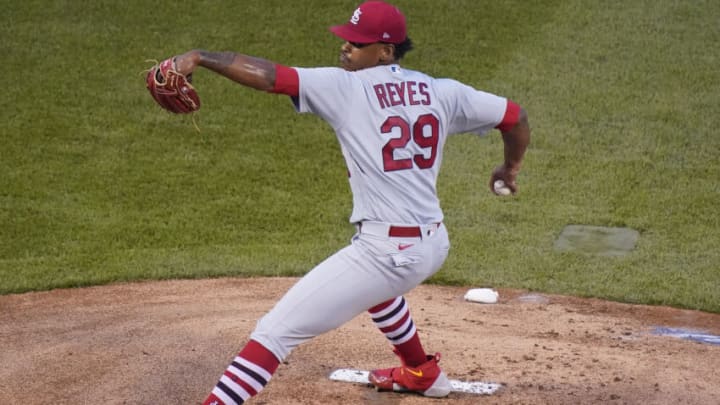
xmin=146 ymin=58 xmax=200 ymax=114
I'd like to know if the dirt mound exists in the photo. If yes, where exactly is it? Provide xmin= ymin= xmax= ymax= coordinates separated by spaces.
xmin=1 ymin=277 xmax=718 ymax=404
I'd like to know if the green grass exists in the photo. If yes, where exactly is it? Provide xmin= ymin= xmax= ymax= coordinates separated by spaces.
xmin=1 ymin=1 xmax=718 ymax=313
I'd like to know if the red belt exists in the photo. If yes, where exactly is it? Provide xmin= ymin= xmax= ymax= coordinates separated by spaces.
xmin=388 ymin=225 xmax=423 ymax=237
xmin=358 ymin=222 xmax=441 ymax=238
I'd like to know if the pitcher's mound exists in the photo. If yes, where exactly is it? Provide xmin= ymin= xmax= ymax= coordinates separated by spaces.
xmin=1 ymin=277 xmax=719 ymax=404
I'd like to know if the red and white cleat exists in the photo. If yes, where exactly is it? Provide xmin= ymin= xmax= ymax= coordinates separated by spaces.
xmin=368 ymin=352 xmax=451 ymax=398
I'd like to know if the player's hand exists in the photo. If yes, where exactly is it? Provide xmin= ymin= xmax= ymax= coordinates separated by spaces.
xmin=489 ymin=164 xmax=519 ymax=195
xmin=172 ymin=50 xmax=201 ymax=77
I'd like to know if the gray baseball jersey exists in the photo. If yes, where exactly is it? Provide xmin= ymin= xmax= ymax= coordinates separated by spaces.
xmin=292 ymin=64 xmax=508 ymax=225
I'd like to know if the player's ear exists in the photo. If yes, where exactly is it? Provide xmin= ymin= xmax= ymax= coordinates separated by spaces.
xmin=378 ymin=43 xmax=396 ymax=63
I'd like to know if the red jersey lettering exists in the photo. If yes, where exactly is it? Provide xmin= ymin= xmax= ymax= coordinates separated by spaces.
xmin=375 ymin=81 xmax=430 ymax=109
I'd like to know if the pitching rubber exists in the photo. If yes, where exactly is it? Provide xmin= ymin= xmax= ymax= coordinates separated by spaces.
xmin=329 ymin=368 xmax=502 ymax=395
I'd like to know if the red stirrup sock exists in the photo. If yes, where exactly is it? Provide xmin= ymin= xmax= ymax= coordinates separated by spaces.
xmin=369 ymin=296 xmax=427 ymax=367
xmin=203 ymin=340 xmax=280 ymax=405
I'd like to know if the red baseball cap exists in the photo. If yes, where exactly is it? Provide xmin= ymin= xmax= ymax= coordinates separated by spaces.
xmin=329 ymin=1 xmax=407 ymax=45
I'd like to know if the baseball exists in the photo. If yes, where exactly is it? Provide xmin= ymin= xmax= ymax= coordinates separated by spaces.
xmin=493 ymin=180 xmax=512 ymax=196
xmin=464 ymin=288 xmax=499 ymax=304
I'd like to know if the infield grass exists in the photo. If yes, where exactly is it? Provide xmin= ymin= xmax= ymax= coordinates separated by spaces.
xmin=1 ymin=1 xmax=719 ymax=313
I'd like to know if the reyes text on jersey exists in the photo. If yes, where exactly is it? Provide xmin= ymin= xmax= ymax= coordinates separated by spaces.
xmin=373 ymin=81 xmax=431 ymax=109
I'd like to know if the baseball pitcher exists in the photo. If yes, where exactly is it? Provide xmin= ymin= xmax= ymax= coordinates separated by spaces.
xmin=147 ymin=1 xmax=530 ymax=403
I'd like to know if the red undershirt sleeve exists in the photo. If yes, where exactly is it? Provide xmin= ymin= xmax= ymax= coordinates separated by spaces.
xmin=495 ymin=100 xmax=521 ymax=132
xmin=270 ymin=64 xmax=299 ymax=97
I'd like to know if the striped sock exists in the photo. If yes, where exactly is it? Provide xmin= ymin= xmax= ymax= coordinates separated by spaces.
xmin=203 ymin=340 xmax=279 ymax=405
xmin=369 ymin=296 xmax=427 ymax=367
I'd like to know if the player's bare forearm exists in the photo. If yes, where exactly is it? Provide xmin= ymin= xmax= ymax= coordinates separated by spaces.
xmin=501 ymin=107 xmax=530 ymax=174
xmin=175 ymin=50 xmax=277 ymax=92
xmin=490 ymin=108 xmax=530 ymax=194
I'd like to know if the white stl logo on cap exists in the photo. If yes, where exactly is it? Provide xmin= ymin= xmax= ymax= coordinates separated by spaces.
xmin=350 ymin=8 xmax=362 ymax=24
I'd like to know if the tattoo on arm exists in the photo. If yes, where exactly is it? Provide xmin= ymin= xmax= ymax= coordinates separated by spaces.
xmin=198 ymin=51 xmax=276 ymax=91
xmin=199 ymin=51 xmax=237 ymax=73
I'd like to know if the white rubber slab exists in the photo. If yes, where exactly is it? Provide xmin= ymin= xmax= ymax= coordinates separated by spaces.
xmin=329 ymin=368 xmax=502 ymax=395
